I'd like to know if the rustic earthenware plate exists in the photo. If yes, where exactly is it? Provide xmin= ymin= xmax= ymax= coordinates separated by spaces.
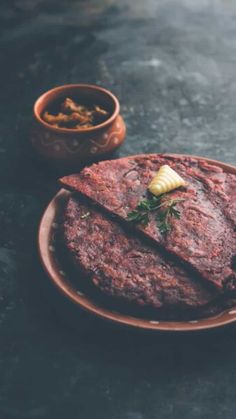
xmin=38 ymin=154 xmax=236 ymax=332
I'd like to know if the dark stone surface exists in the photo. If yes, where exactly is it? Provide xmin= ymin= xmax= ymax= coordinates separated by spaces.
xmin=1 ymin=1 xmax=236 ymax=418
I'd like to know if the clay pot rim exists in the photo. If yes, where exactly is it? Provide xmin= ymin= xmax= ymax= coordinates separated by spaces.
xmin=33 ymin=84 xmax=120 ymax=134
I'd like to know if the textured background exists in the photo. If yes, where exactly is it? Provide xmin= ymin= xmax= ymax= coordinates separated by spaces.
xmin=1 ymin=1 xmax=236 ymax=418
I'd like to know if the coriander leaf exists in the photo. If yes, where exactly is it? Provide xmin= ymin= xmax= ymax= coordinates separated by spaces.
xmin=127 ymin=194 xmax=185 ymax=232
xmin=137 ymin=200 xmax=150 ymax=211
xmin=139 ymin=213 xmax=149 ymax=226
xmin=127 ymin=210 xmax=141 ymax=221
xmin=169 ymin=207 xmax=181 ymax=218
xmin=158 ymin=220 xmax=171 ymax=234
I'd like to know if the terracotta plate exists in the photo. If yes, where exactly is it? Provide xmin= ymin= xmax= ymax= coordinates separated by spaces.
xmin=38 ymin=154 xmax=236 ymax=332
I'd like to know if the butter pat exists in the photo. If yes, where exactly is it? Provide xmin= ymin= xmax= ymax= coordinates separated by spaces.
xmin=148 ymin=165 xmax=186 ymax=196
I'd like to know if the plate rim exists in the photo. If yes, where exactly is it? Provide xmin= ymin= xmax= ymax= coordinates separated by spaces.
xmin=38 ymin=153 xmax=236 ymax=332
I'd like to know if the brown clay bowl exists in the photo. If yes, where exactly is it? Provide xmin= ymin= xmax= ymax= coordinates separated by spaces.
xmin=38 ymin=154 xmax=236 ymax=332
xmin=31 ymin=84 xmax=126 ymax=166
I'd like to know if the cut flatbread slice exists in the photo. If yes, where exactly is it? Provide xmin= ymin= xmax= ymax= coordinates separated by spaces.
xmin=63 ymin=196 xmax=218 ymax=312
xmin=60 ymin=154 xmax=236 ymax=291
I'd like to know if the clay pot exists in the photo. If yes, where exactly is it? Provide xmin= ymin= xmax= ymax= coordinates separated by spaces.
xmin=31 ymin=84 xmax=126 ymax=166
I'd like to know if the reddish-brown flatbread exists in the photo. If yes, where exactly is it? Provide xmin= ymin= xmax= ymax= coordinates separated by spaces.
xmin=60 ymin=154 xmax=236 ymax=291
xmin=63 ymin=196 xmax=218 ymax=311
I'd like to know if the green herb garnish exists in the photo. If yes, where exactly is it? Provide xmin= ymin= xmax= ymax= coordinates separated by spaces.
xmin=156 ymin=198 xmax=182 ymax=234
xmin=127 ymin=195 xmax=184 ymax=234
